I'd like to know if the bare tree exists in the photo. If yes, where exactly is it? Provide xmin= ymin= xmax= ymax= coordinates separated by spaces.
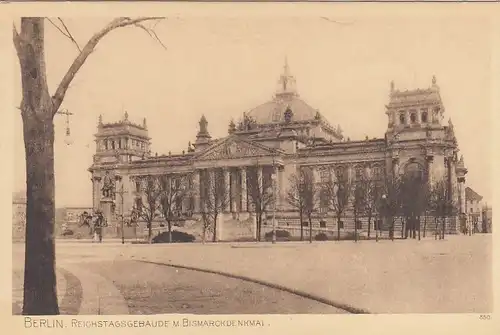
xmin=134 ymin=175 xmax=163 ymax=243
xmin=199 ymin=169 xmax=230 ymax=242
xmin=352 ymin=181 xmax=366 ymax=242
xmin=429 ymin=178 xmax=456 ymax=240
xmin=247 ymin=166 xmax=275 ymax=241
xmin=359 ymin=173 xmax=382 ymax=240
xmin=286 ymin=168 xmax=318 ymax=243
xmin=159 ymin=173 xmax=193 ymax=243
xmin=324 ymin=168 xmax=351 ymax=241
xmin=379 ymin=175 xmax=401 ymax=241
xmin=13 ymin=17 xmax=165 ymax=315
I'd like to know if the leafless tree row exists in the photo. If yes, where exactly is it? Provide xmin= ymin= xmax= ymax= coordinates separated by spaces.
xmin=285 ymin=166 xmax=458 ymax=242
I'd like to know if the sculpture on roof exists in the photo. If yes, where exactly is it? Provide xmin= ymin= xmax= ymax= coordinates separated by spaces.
xmin=242 ymin=112 xmax=257 ymax=130
xmin=98 ymin=114 xmax=103 ymax=126
xmin=228 ymin=119 xmax=236 ymax=134
xmin=284 ymin=107 xmax=293 ymax=123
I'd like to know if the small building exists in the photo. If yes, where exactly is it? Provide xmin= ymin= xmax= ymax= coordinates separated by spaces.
xmin=465 ymin=187 xmax=483 ymax=233
xmin=481 ymin=204 xmax=493 ymax=233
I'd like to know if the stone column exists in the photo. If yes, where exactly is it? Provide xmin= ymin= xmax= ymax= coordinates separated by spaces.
xmin=231 ymin=169 xmax=237 ymax=212
xmin=193 ymin=170 xmax=200 ymax=213
xmin=224 ymin=168 xmax=231 ymax=212
xmin=92 ymin=176 xmax=101 ymax=210
xmin=458 ymin=177 xmax=466 ymax=214
xmin=426 ymin=155 xmax=434 ymax=185
xmin=241 ymin=167 xmax=247 ymax=212
xmin=278 ymin=166 xmax=284 ymax=209
xmin=392 ymin=157 xmax=400 ymax=178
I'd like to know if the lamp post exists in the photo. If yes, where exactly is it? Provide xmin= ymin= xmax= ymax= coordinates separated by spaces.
xmin=114 ymin=184 xmax=127 ymax=244
xmin=380 ymin=194 xmax=387 ymax=241
xmin=271 ymin=156 xmax=277 ymax=244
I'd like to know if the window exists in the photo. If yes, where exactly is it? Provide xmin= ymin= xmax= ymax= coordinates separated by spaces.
xmin=375 ymin=219 xmax=382 ymax=230
xmin=372 ymin=166 xmax=382 ymax=180
xmin=355 ymin=220 xmax=362 ymax=229
xmin=410 ymin=111 xmax=417 ymax=123
xmin=135 ymin=181 xmax=141 ymax=193
xmin=404 ymin=162 xmax=424 ymax=181
xmin=320 ymin=170 xmax=330 ymax=183
xmin=320 ymin=220 xmax=326 ymax=228
xmin=118 ymin=139 xmax=122 ymax=149
xmin=105 ymin=140 xmax=108 ymax=150
xmin=302 ymin=221 xmax=309 ymax=227
xmin=355 ymin=168 xmax=364 ymax=181
xmin=135 ymin=198 xmax=143 ymax=213
xmin=421 ymin=110 xmax=428 ymax=123
xmin=338 ymin=221 xmax=344 ymax=229
xmin=111 ymin=140 xmax=115 ymax=149
xmin=272 ymin=109 xmax=281 ymax=122
xmin=399 ymin=112 xmax=406 ymax=125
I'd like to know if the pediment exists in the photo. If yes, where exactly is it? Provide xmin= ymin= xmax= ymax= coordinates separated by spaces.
xmin=197 ymin=137 xmax=278 ymax=161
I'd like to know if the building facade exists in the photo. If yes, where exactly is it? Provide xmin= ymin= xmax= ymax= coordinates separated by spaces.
xmin=88 ymin=62 xmax=469 ymax=240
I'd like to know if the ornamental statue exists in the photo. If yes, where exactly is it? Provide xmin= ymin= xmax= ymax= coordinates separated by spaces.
xmin=101 ymin=171 xmax=115 ymax=198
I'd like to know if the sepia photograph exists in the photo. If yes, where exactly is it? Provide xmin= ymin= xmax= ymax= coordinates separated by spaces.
xmin=9 ymin=6 xmax=494 ymax=320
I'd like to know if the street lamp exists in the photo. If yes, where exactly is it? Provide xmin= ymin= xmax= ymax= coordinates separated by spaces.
xmin=378 ymin=194 xmax=387 ymax=242
xmin=56 ymin=109 xmax=74 ymax=146
xmin=271 ymin=159 xmax=278 ymax=244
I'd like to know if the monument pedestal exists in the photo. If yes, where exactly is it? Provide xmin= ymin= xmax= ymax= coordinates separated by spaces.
xmin=100 ymin=197 xmax=115 ymax=232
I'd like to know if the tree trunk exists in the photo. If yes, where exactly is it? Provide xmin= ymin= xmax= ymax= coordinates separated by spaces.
xmin=308 ymin=215 xmax=312 ymax=243
xmin=212 ymin=214 xmax=218 ymax=242
xmin=434 ymin=217 xmax=438 ymax=240
xmin=300 ymin=210 xmax=304 ymax=241
xmin=15 ymin=18 xmax=60 ymax=315
xmin=354 ymin=212 xmax=358 ymax=242
xmin=23 ymin=115 xmax=60 ymax=315
xmin=423 ymin=212 xmax=427 ymax=238
xmin=367 ymin=214 xmax=371 ymax=240
xmin=147 ymin=222 xmax=153 ymax=243
xmin=401 ymin=217 xmax=406 ymax=239
xmin=167 ymin=220 xmax=172 ymax=243
xmin=390 ymin=217 xmax=395 ymax=241
xmin=337 ymin=216 xmax=341 ymax=241
xmin=418 ymin=216 xmax=421 ymax=240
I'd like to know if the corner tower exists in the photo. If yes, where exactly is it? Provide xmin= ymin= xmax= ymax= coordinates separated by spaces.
xmin=93 ymin=112 xmax=151 ymax=165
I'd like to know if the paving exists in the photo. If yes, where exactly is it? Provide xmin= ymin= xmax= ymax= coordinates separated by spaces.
xmin=12 ymin=234 xmax=492 ymax=314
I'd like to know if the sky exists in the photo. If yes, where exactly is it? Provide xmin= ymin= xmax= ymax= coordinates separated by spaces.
xmin=9 ymin=12 xmax=493 ymax=208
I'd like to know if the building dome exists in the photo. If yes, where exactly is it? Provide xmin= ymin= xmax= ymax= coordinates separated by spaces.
xmin=247 ymin=96 xmax=319 ymax=124
xmin=245 ymin=58 xmax=321 ymax=125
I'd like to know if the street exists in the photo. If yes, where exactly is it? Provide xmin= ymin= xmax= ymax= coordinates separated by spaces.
xmin=12 ymin=234 xmax=492 ymax=314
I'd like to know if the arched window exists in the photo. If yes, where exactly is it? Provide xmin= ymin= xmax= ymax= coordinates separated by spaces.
xmin=399 ymin=113 xmax=406 ymax=125
xmin=104 ymin=140 xmax=108 ymax=150
xmin=111 ymin=140 xmax=115 ymax=150
xmin=410 ymin=112 xmax=417 ymax=123
xmin=404 ymin=162 xmax=424 ymax=181
xmin=355 ymin=167 xmax=364 ymax=181
xmin=335 ymin=167 xmax=347 ymax=181
xmin=372 ymin=166 xmax=382 ymax=180
xmin=421 ymin=109 xmax=428 ymax=123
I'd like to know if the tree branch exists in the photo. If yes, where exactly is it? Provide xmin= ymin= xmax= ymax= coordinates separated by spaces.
xmin=51 ymin=16 xmax=166 ymax=116
xmin=12 ymin=23 xmax=23 ymax=57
